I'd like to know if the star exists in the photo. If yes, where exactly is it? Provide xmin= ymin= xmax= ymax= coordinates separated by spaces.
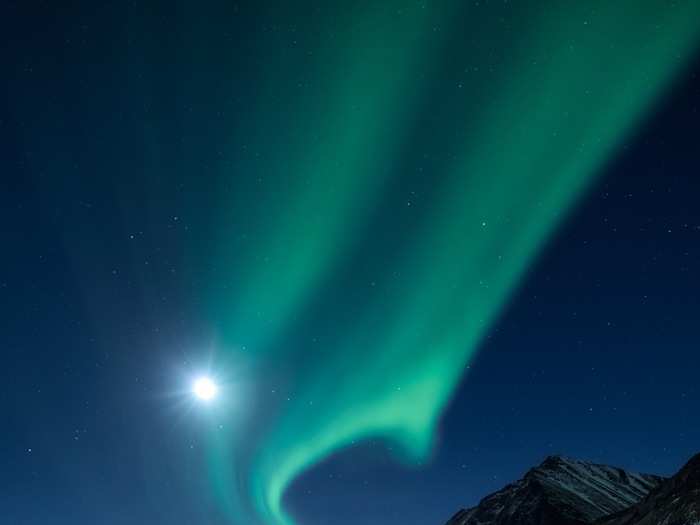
xmin=192 ymin=376 xmax=218 ymax=402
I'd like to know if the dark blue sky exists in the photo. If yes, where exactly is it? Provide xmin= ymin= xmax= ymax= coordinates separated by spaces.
xmin=286 ymin=52 xmax=700 ymax=525
xmin=2 ymin=2 xmax=700 ymax=525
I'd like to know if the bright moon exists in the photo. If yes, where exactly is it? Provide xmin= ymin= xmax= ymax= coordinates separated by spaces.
xmin=192 ymin=376 xmax=218 ymax=401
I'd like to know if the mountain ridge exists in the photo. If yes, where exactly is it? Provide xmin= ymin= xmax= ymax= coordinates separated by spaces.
xmin=595 ymin=453 xmax=700 ymax=525
xmin=445 ymin=453 xmax=700 ymax=525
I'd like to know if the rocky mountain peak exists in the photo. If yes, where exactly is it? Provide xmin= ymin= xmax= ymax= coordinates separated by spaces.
xmin=597 ymin=453 xmax=700 ymax=525
xmin=445 ymin=456 xmax=663 ymax=525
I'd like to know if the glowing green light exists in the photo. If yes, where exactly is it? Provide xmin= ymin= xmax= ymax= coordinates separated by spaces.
xmin=204 ymin=3 xmax=700 ymax=525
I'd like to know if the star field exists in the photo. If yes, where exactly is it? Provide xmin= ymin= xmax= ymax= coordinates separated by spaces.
xmin=2 ymin=2 xmax=700 ymax=525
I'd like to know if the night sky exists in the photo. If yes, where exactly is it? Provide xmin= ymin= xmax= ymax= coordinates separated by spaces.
xmin=2 ymin=2 xmax=700 ymax=525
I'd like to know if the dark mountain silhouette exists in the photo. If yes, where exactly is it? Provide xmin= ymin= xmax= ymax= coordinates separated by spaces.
xmin=596 ymin=453 xmax=700 ymax=525
xmin=444 ymin=453 xmax=699 ymax=525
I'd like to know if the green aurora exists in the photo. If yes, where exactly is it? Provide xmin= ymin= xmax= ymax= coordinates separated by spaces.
xmin=203 ymin=2 xmax=700 ymax=525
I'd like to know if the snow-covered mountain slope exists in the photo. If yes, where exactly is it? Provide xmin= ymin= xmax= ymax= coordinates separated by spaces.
xmin=596 ymin=453 xmax=700 ymax=525
xmin=445 ymin=455 xmax=663 ymax=525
